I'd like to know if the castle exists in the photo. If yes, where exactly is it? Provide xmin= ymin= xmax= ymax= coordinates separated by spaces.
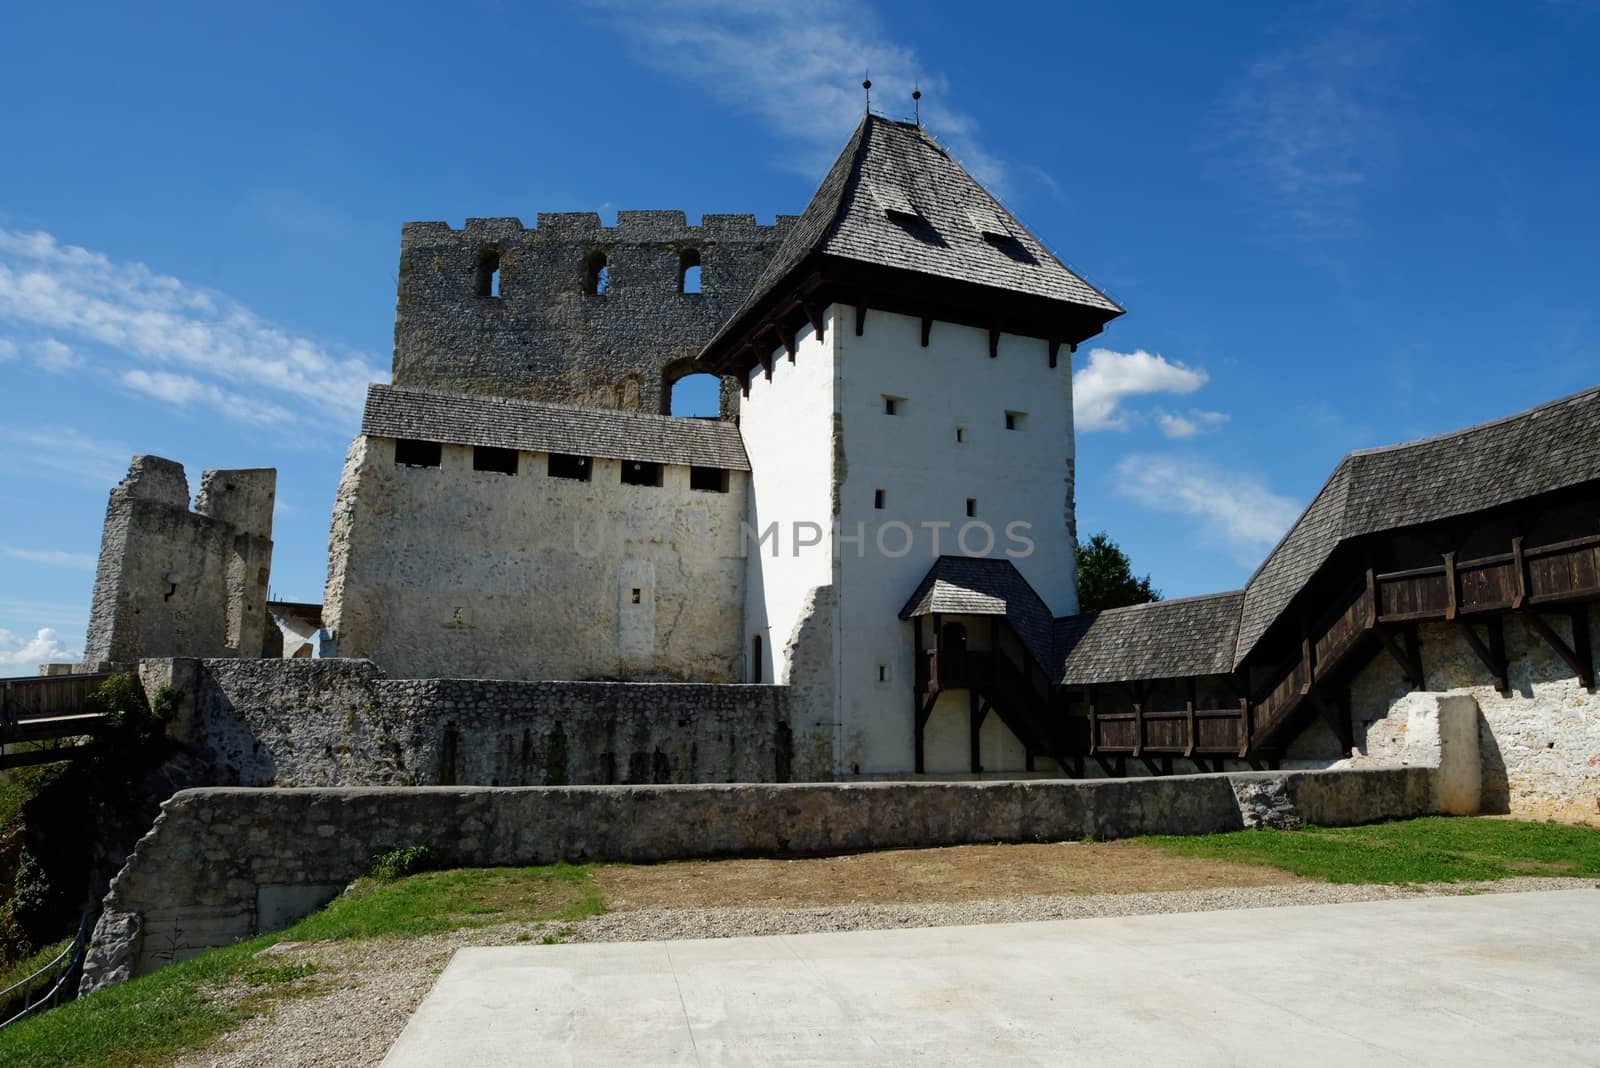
xmin=75 ymin=113 xmax=1600 ymax=813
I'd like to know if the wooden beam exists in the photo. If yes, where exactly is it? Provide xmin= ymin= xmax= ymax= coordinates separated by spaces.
xmin=1456 ymin=618 xmax=1507 ymax=692
xmin=1190 ymin=756 xmax=1211 ymax=774
xmin=1572 ymin=608 xmax=1593 ymax=689
xmin=1183 ymin=676 xmax=1197 ymax=759
xmin=803 ymin=301 xmax=826 ymax=343
xmin=1375 ymin=625 xmax=1425 ymax=688
xmin=1087 ymin=693 xmax=1098 ymax=756
xmin=1365 ymin=566 xmax=1379 ymax=628
xmin=855 ymin=302 xmax=867 ymax=337
xmin=1140 ymin=756 xmax=1164 ymax=776
xmin=1093 ymin=755 xmax=1117 ymax=778
xmin=782 ymin=328 xmax=798 ymax=362
xmin=1526 ymin=611 xmax=1592 ymax=687
xmin=1511 ymin=536 xmax=1527 ymax=609
xmin=1237 ymin=697 xmax=1252 ymax=759
xmin=969 ymin=688 xmax=983 ymax=774
xmin=1443 ymin=551 xmax=1458 ymax=621
xmin=988 ymin=328 xmax=1000 ymax=359
xmin=920 ymin=316 xmax=933 ymax=347
xmin=1048 ymin=339 xmax=1061 ymax=369
xmin=758 ymin=347 xmax=773 ymax=381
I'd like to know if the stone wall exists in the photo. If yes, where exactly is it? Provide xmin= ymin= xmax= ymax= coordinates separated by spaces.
xmin=1287 ymin=605 xmax=1600 ymax=821
xmin=84 ymin=458 xmax=275 ymax=667
xmin=80 ymin=765 xmax=1437 ymax=991
xmin=392 ymin=213 xmax=794 ymax=415
xmin=322 ymin=436 xmax=748 ymax=681
xmin=159 ymin=657 xmax=831 ymax=789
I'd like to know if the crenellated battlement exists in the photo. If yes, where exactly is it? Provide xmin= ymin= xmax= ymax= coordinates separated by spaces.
xmin=393 ymin=208 xmax=796 ymax=414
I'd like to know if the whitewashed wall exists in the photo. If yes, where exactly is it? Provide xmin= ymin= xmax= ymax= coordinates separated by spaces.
xmin=323 ymin=436 xmax=747 ymax=681
xmin=833 ymin=309 xmax=1077 ymax=774
xmin=739 ymin=314 xmax=838 ymax=689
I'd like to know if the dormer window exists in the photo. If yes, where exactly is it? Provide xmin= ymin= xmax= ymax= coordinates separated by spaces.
xmin=868 ymin=178 xmax=919 ymax=222
xmin=585 ymin=250 xmax=609 ymax=295
xmin=968 ymin=204 xmax=1012 ymax=242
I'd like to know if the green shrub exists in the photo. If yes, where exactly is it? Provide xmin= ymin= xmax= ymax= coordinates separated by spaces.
xmin=370 ymin=845 xmax=434 ymax=882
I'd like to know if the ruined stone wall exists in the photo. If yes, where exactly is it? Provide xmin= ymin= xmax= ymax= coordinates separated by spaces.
xmin=1287 ymin=605 xmax=1600 ymax=820
xmin=165 ymin=657 xmax=831 ymax=789
xmin=83 ymin=458 xmax=274 ymax=667
xmin=393 ymin=213 xmax=794 ymax=415
xmin=81 ymin=766 xmax=1435 ymax=990
xmin=323 ymin=436 xmax=748 ymax=681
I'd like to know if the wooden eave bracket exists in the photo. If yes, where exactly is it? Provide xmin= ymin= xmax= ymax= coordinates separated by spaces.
xmin=1525 ymin=609 xmax=1594 ymax=688
xmin=1374 ymin=624 xmax=1425 ymax=688
xmin=1455 ymin=617 xmax=1509 ymax=692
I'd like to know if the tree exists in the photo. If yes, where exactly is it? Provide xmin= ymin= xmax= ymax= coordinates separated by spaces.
xmin=1075 ymin=532 xmax=1161 ymax=614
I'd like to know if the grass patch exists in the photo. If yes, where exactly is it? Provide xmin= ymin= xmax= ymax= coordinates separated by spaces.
xmin=0 ymin=862 xmax=604 ymax=1068
xmin=1144 ymin=816 xmax=1600 ymax=884
xmin=243 ymin=962 xmax=317 ymax=987
xmin=0 ymin=938 xmax=71 ymax=998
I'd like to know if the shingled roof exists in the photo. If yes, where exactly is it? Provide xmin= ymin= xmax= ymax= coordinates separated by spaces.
xmin=1234 ymin=384 xmax=1600 ymax=663
xmin=1054 ymin=591 xmax=1245 ymax=687
xmin=898 ymin=556 xmax=1056 ymax=670
xmin=361 ymin=385 xmax=751 ymax=470
xmin=701 ymin=113 xmax=1121 ymax=368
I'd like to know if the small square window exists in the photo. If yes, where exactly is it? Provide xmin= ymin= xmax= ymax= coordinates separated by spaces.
xmin=874 ymin=489 xmax=886 ymax=510
xmin=955 ymin=424 xmax=967 ymax=444
xmin=621 ymin=460 xmax=663 ymax=487
xmin=631 ymin=588 xmax=642 ymax=604
xmin=1005 ymin=410 xmax=1027 ymax=431
xmin=394 ymin=438 xmax=441 ymax=468
xmin=472 ymin=446 xmax=518 ymax=475
xmin=966 ymin=498 xmax=977 ymax=517
xmin=877 ymin=663 xmax=889 ymax=683
xmin=548 ymin=453 xmax=592 ymax=481
xmin=690 ymin=466 xmax=729 ymax=493
xmin=883 ymin=395 xmax=903 ymax=416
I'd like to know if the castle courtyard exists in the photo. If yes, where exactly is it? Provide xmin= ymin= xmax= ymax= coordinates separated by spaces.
xmin=382 ymin=890 xmax=1600 ymax=1066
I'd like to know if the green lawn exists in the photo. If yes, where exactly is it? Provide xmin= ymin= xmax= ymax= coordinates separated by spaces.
xmin=0 ymin=863 xmax=605 ymax=1068
xmin=1144 ymin=816 xmax=1600 ymax=884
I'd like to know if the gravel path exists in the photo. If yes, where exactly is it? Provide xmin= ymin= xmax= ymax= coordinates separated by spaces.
xmin=174 ymin=876 xmax=1595 ymax=1068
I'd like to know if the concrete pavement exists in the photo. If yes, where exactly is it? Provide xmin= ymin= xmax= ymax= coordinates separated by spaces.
xmin=382 ymin=889 xmax=1600 ymax=1066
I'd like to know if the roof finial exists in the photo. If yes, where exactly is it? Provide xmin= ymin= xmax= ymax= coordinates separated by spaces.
xmin=913 ymin=83 xmax=922 ymax=126
xmin=862 ymin=71 xmax=872 ymax=113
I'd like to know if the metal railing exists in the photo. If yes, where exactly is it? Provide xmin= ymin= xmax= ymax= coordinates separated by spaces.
xmin=0 ymin=912 xmax=92 ymax=1030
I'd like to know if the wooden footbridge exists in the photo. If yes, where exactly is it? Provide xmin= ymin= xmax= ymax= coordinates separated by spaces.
xmin=0 ymin=673 xmax=118 ymax=769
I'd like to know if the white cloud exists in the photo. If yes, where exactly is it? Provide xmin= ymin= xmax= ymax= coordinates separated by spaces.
xmin=121 ymin=369 xmax=295 ymax=425
xmin=1115 ymin=453 xmax=1301 ymax=563
xmin=0 ymin=337 xmax=16 ymax=361
xmin=33 ymin=337 xmax=82 ymax=373
xmin=1073 ymin=348 xmax=1210 ymax=432
xmin=0 ymin=425 xmax=130 ymax=488
xmin=0 ymin=228 xmax=385 ymax=432
xmin=584 ymin=0 xmax=1007 ymax=191
xmin=1156 ymin=408 xmax=1231 ymax=439
xmin=1215 ymin=18 xmax=1401 ymax=246
xmin=0 ymin=627 xmax=80 ymax=674
xmin=0 ymin=545 xmax=97 ymax=570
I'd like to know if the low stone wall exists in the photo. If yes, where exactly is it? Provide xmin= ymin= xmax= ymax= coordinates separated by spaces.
xmin=81 ymin=766 xmax=1436 ymax=992
xmin=147 ymin=657 xmax=831 ymax=788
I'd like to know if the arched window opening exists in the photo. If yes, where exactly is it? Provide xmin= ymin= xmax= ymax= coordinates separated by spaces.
xmin=669 ymin=372 xmax=722 ymax=417
xmin=679 ymin=248 xmax=702 ymax=294
xmin=473 ymin=249 xmax=501 ymax=298
xmin=585 ymin=250 xmax=609 ymax=295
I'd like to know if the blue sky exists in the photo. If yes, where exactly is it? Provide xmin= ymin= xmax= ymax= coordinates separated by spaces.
xmin=1 ymin=1 xmax=1596 ymax=670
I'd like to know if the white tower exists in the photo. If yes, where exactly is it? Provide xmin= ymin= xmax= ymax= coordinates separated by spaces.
xmin=699 ymin=114 xmax=1123 ymax=777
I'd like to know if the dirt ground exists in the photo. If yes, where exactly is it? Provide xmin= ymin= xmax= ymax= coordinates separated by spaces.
xmin=593 ymin=840 xmax=1304 ymax=909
